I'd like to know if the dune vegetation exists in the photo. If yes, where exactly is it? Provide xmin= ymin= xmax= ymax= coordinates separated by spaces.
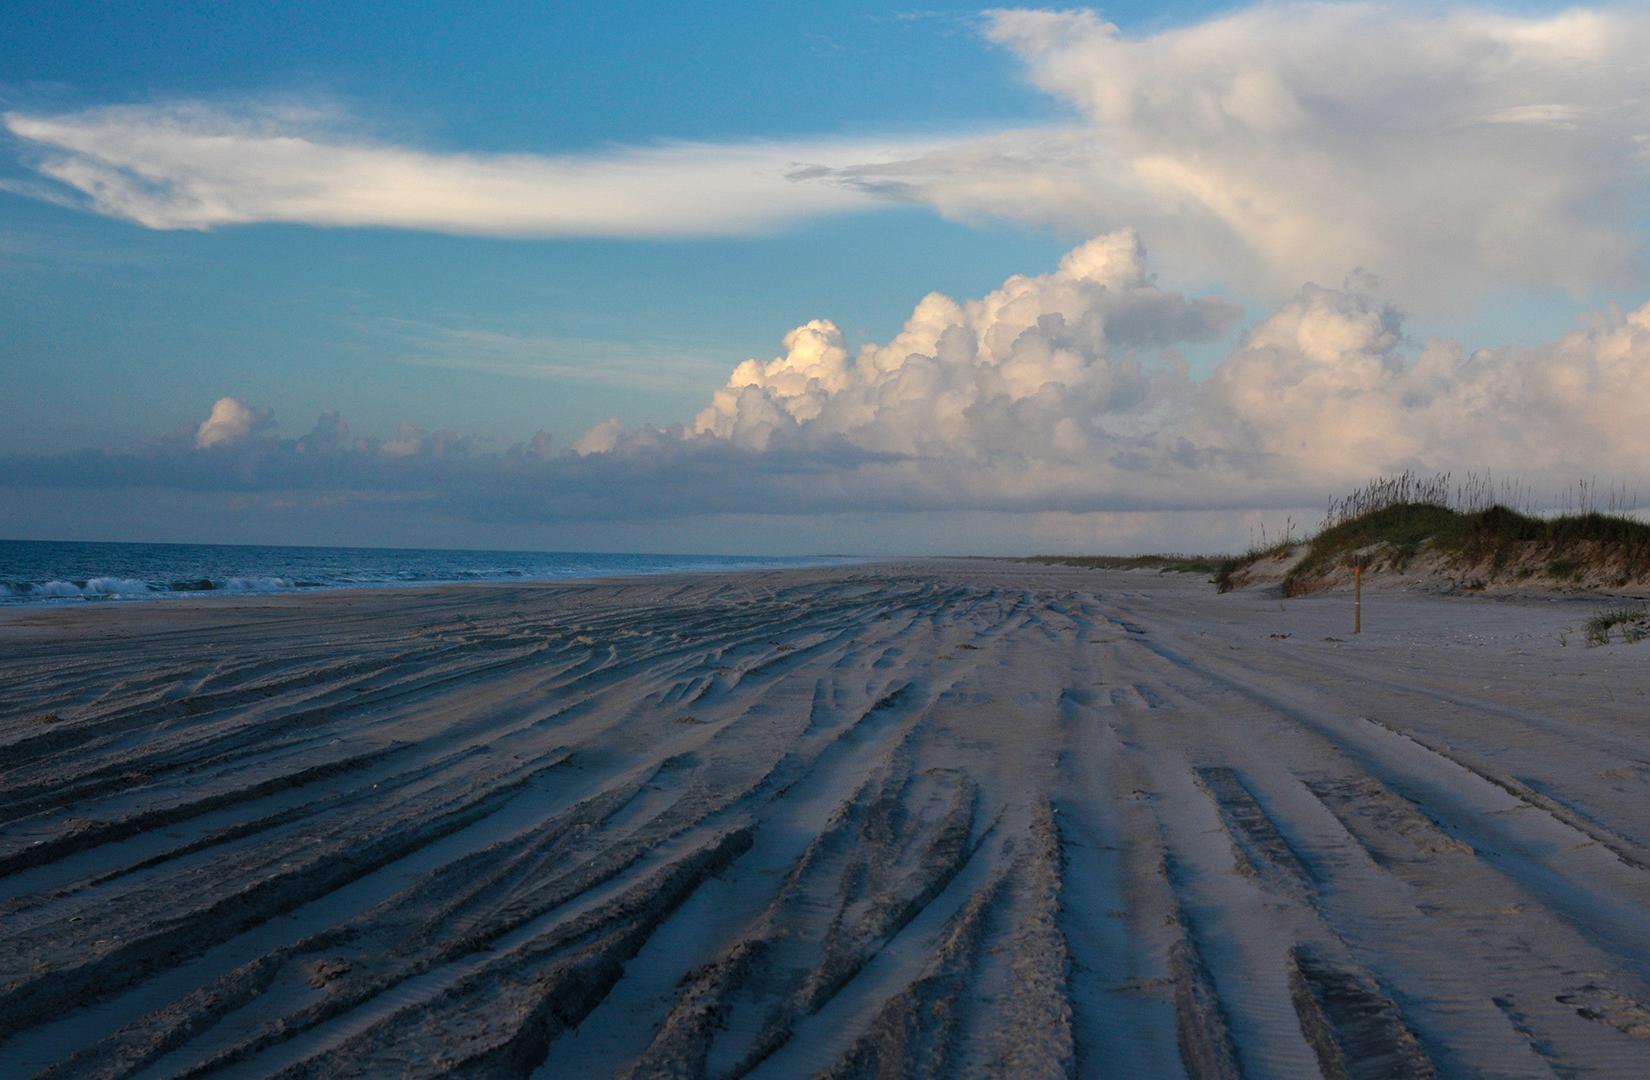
xmin=1216 ymin=472 xmax=1650 ymax=597
xmin=1021 ymin=553 xmax=1227 ymax=575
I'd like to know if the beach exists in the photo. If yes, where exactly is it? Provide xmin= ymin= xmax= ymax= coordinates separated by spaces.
xmin=3 ymin=560 xmax=1650 ymax=1078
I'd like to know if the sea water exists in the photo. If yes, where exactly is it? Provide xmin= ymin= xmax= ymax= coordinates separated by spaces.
xmin=0 ymin=539 xmax=851 ymax=604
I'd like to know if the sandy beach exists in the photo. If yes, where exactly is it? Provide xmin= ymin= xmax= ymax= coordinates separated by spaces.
xmin=3 ymin=560 xmax=1650 ymax=1078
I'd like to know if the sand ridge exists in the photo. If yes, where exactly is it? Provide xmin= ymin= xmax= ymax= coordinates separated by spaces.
xmin=2 ymin=561 xmax=1649 ymax=1077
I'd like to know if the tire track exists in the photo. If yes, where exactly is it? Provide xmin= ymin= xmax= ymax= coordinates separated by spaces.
xmin=5 ymin=563 xmax=1650 ymax=1078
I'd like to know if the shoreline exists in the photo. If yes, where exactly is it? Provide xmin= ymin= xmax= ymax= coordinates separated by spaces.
xmin=0 ymin=554 xmax=875 ymax=616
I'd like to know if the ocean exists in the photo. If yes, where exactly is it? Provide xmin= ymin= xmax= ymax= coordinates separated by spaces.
xmin=0 ymin=539 xmax=852 ymax=605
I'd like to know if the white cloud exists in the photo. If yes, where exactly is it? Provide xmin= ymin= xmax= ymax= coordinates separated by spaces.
xmin=9 ymin=5 xmax=1650 ymax=307
xmin=572 ymin=418 xmax=623 ymax=456
xmin=689 ymin=229 xmax=1237 ymax=457
xmin=1 ymin=102 xmax=959 ymax=237
xmin=1198 ymin=281 xmax=1650 ymax=485
xmin=12 ymin=7 xmax=1650 ymax=308
xmin=617 ymin=231 xmax=1650 ymax=514
xmin=195 ymin=396 xmax=272 ymax=448
xmin=12 ymin=233 xmax=1650 ymax=549
xmin=1005 ymin=3 xmax=1650 ymax=300
xmin=812 ymin=4 xmax=1650 ymax=304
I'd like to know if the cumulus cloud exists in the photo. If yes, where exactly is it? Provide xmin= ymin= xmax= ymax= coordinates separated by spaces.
xmin=8 ymin=234 xmax=1650 ymax=546
xmin=690 ymin=229 xmax=1237 ymax=458
xmin=195 ymin=396 xmax=273 ymax=448
xmin=1197 ymin=281 xmax=1650 ymax=485
xmin=513 ymin=231 xmax=1650 ymax=518
xmin=572 ymin=418 xmax=623 ymax=456
xmin=620 ymin=235 xmax=1650 ymax=521
xmin=1 ymin=102 xmax=957 ymax=237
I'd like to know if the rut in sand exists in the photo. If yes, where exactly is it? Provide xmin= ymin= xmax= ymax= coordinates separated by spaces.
xmin=3 ymin=561 xmax=1650 ymax=1077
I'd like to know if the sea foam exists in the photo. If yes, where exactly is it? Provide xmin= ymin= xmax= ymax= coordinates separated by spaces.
xmin=21 ymin=577 xmax=155 ymax=599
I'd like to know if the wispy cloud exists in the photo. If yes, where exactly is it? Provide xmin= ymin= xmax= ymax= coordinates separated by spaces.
xmin=369 ymin=319 xmax=737 ymax=390
xmin=2 ymin=102 xmax=964 ymax=238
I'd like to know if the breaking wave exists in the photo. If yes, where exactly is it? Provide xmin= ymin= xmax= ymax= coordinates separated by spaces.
xmin=0 ymin=576 xmax=299 ymax=601
xmin=0 ymin=540 xmax=855 ymax=605
xmin=8 ymin=577 xmax=156 ymax=599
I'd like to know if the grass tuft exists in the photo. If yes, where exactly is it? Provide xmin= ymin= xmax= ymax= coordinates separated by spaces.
xmin=1585 ymin=605 xmax=1650 ymax=646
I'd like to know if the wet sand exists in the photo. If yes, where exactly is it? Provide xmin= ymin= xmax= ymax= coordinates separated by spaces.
xmin=2 ymin=560 xmax=1649 ymax=1078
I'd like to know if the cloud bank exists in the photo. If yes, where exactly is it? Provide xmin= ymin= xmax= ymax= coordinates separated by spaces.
xmin=9 ymin=232 xmax=1650 ymax=548
xmin=9 ymin=4 xmax=1650 ymax=303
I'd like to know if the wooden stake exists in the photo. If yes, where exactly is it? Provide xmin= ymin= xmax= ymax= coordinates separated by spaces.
xmin=1354 ymin=565 xmax=1362 ymax=634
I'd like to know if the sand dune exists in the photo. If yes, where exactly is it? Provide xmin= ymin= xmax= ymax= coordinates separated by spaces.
xmin=3 ymin=561 xmax=1650 ymax=1078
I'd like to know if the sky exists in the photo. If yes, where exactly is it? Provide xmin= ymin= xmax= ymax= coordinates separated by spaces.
xmin=3 ymin=1 xmax=1650 ymax=555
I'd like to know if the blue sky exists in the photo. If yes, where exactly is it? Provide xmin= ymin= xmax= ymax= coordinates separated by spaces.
xmin=1 ymin=3 xmax=1051 ymax=446
xmin=4 ymin=2 xmax=1648 ymax=554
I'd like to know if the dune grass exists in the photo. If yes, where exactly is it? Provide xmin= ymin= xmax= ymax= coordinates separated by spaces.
xmin=1026 ymin=473 xmax=1650 ymax=597
xmin=1217 ymin=472 xmax=1650 ymax=596
xmin=1267 ymin=474 xmax=1650 ymax=600
xmin=1281 ymin=502 xmax=1650 ymax=595
xmin=1024 ymin=554 xmax=1226 ymax=576
xmin=1586 ymin=604 xmax=1650 ymax=645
